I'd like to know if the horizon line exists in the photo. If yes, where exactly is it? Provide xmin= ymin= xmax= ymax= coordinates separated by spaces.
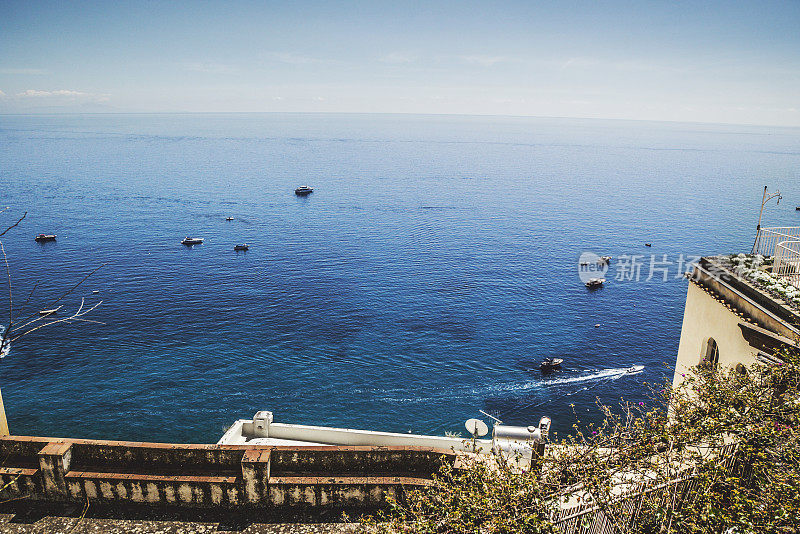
xmin=0 ymin=110 xmax=798 ymax=130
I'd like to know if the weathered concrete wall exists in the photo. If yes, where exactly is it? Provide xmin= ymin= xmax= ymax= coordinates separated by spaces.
xmin=0 ymin=436 xmax=453 ymax=510
xmin=673 ymin=258 xmax=800 ymax=390
xmin=269 ymin=446 xmax=448 ymax=476
xmin=673 ymin=281 xmax=759 ymax=388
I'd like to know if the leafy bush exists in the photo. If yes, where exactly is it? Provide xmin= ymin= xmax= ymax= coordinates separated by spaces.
xmin=363 ymin=348 xmax=800 ymax=533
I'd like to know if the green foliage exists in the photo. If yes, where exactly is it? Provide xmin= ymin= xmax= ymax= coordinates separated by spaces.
xmin=658 ymin=347 xmax=800 ymax=533
xmin=364 ymin=347 xmax=800 ymax=533
xmin=363 ymin=458 xmax=557 ymax=533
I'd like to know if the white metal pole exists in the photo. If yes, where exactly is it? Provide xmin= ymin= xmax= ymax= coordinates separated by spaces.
xmin=752 ymin=186 xmax=768 ymax=254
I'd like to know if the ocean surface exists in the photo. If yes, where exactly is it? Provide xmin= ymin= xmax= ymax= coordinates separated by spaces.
xmin=0 ymin=113 xmax=798 ymax=443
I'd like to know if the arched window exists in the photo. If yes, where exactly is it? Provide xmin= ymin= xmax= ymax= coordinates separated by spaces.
xmin=701 ymin=338 xmax=719 ymax=369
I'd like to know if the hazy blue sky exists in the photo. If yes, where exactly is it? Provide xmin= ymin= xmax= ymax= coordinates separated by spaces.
xmin=1 ymin=1 xmax=798 ymax=125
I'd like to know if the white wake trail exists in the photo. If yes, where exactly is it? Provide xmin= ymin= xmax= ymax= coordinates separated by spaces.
xmin=377 ymin=365 xmax=645 ymax=404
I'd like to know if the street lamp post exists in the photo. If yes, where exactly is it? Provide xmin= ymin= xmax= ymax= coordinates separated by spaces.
xmin=752 ymin=185 xmax=782 ymax=254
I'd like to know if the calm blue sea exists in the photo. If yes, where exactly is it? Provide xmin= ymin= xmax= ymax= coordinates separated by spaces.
xmin=0 ymin=113 xmax=798 ymax=443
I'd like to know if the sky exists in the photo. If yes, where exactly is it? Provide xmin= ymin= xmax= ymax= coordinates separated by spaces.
xmin=0 ymin=0 xmax=799 ymax=126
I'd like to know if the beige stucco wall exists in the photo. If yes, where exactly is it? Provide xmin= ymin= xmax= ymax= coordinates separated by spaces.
xmin=673 ymin=282 xmax=757 ymax=388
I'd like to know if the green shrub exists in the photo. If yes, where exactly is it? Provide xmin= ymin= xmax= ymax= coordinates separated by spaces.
xmin=364 ymin=348 xmax=800 ymax=533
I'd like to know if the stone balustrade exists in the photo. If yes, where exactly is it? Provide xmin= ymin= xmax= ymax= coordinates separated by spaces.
xmin=0 ymin=435 xmax=455 ymax=510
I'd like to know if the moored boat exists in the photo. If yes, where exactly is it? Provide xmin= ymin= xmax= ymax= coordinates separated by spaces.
xmin=34 ymin=234 xmax=56 ymax=242
xmin=540 ymin=357 xmax=563 ymax=372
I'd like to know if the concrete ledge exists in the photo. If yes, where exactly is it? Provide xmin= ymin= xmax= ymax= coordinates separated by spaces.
xmin=0 ymin=467 xmax=38 ymax=477
xmin=65 ymin=472 xmax=240 ymax=484
xmin=0 ymin=466 xmax=40 ymax=498
xmin=270 ymin=476 xmax=433 ymax=485
xmin=0 ymin=436 xmax=454 ymax=510
xmin=697 ymin=258 xmax=800 ymax=337
xmin=269 ymin=446 xmax=451 ymax=477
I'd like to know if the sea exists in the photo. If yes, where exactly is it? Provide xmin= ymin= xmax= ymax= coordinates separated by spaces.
xmin=0 ymin=113 xmax=798 ymax=443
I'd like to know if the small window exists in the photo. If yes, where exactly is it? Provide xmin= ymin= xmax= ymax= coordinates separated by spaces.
xmin=701 ymin=338 xmax=719 ymax=369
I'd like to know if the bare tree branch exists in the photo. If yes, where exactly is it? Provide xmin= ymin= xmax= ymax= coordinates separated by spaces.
xmin=8 ymin=306 xmax=63 ymax=335
xmin=0 ymin=211 xmax=105 ymax=354
xmin=0 ymin=243 xmax=11 ymax=353
xmin=49 ymin=263 xmax=106 ymax=307
xmin=19 ymin=281 xmax=40 ymax=319
xmin=10 ymin=299 xmax=103 ymax=342
xmin=0 ymin=212 xmax=26 ymax=238
xmin=23 ymin=282 xmax=38 ymax=307
xmin=9 ymin=263 xmax=107 ymax=332
xmin=67 ymin=318 xmax=106 ymax=325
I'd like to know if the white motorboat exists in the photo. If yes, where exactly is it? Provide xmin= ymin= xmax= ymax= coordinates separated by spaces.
xmin=181 ymin=237 xmax=204 ymax=246
xmin=585 ymin=278 xmax=605 ymax=288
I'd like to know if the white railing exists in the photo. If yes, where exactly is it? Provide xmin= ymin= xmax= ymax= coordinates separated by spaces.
xmin=753 ymin=227 xmax=800 ymax=257
xmin=774 ymin=240 xmax=800 ymax=287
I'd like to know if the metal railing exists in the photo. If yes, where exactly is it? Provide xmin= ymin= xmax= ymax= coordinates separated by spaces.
xmin=753 ymin=227 xmax=800 ymax=257
xmin=774 ymin=240 xmax=800 ymax=287
xmin=553 ymin=443 xmax=741 ymax=534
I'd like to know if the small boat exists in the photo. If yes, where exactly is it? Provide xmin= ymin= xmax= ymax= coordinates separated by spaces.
xmin=645 ymin=243 xmax=652 ymax=247
xmin=234 ymin=244 xmax=249 ymax=251
xmin=585 ymin=278 xmax=605 ymax=288
xmin=294 ymin=185 xmax=313 ymax=196
xmin=796 ymin=206 xmax=800 ymax=211
xmin=540 ymin=357 xmax=563 ymax=372
xmin=225 ymin=217 xmax=234 ymax=221
xmin=38 ymin=309 xmax=58 ymax=316
xmin=181 ymin=237 xmax=204 ymax=246
xmin=598 ymin=256 xmax=612 ymax=265
xmin=34 ymin=234 xmax=56 ymax=242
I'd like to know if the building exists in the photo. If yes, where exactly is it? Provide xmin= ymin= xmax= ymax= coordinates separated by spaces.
xmin=673 ymin=226 xmax=800 ymax=387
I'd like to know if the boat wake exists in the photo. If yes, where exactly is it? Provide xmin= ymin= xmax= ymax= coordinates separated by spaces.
xmin=486 ymin=365 xmax=645 ymax=395
xmin=373 ymin=365 xmax=645 ymax=404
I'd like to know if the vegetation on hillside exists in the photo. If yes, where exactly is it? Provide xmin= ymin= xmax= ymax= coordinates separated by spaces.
xmin=363 ymin=347 xmax=800 ymax=533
